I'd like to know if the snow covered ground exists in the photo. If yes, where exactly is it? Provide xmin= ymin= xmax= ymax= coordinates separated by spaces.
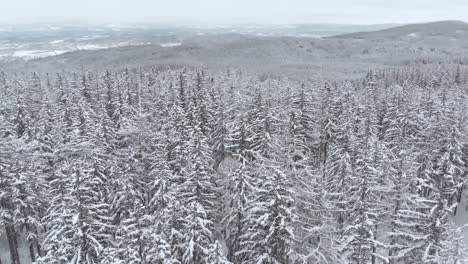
xmin=454 ymin=192 xmax=468 ymax=245
xmin=12 ymin=50 xmax=69 ymax=59
xmin=0 ymin=42 xmax=153 ymax=60
xmin=0 ymin=233 xmax=31 ymax=264
xmin=160 ymin=42 xmax=182 ymax=47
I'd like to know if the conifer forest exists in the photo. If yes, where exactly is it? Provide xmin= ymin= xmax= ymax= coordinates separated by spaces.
xmin=0 ymin=63 xmax=467 ymax=264
xmin=2 ymin=1 xmax=468 ymax=262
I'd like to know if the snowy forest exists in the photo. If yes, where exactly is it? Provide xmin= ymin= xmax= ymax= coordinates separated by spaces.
xmin=0 ymin=64 xmax=467 ymax=264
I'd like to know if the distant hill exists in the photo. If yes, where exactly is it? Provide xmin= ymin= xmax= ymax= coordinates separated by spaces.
xmin=329 ymin=20 xmax=468 ymax=40
xmin=4 ymin=23 xmax=468 ymax=80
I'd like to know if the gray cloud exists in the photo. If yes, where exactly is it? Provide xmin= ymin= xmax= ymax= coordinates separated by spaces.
xmin=1 ymin=0 xmax=468 ymax=25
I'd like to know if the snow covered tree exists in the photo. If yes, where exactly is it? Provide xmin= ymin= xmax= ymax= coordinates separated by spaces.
xmin=437 ymin=223 xmax=468 ymax=264
xmin=240 ymin=164 xmax=294 ymax=264
xmin=340 ymin=112 xmax=384 ymax=264
xmin=173 ymin=125 xmax=221 ymax=264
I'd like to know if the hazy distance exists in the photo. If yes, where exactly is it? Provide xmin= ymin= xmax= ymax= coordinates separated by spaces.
xmin=1 ymin=0 xmax=468 ymax=25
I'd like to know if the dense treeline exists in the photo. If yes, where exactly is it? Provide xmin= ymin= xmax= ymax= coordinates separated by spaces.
xmin=0 ymin=65 xmax=467 ymax=264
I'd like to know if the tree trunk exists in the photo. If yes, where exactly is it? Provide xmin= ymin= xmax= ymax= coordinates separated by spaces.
xmin=35 ymin=231 xmax=42 ymax=258
xmin=25 ymin=225 xmax=35 ymax=262
xmin=453 ymin=185 xmax=464 ymax=216
xmin=371 ymin=224 xmax=378 ymax=264
xmin=5 ymin=227 xmax=15 ymax=264
xmin=6 ymin=226 xmax=20 ymax=264
xmin=11 ymin=226 xmax=21 ymax=264
xmin=28 ymin=243 xmax=35 ymax=263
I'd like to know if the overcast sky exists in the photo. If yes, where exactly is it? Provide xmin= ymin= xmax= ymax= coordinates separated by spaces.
xmin=1 ymin=0 xmax=468 ymax=25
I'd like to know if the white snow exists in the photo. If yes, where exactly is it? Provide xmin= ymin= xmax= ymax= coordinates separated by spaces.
xmin=454 ymin=192 xmax=468 ymax=245
xmin=47 ymin=25 xmax=62 ymax=31
xmin=0 ymin=232 xmax=32 ymax=264
xmin=160 ymin=42 xmax=182 ymax=48
xmin=50 ymin=40 xmax=65 ymax=44
xmin=12 ymin=50 xmax=69 ymax=59
xmin=12 ymin=50 xmax=47 ymax=57
xmin=77 ymin=44 xmax=110 ymax=50
xmin=77 ymin=35 xmax=108 ymax=41
xmin=77 ymin=42 xmax=147 ymax=51
xmin=287 ymin=33 xmax=322 ymax=38
xmin=0 ymin=42 xmax=153 ymax=61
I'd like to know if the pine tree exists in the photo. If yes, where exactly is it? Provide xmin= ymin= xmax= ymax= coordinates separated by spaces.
xmin=208 ymin=241 xmax=232 ymax=264
xmin=438 ymin=223 xmax=468 ymax=264
xmin=340 ymin=113 xmax=383 ymax=264
xmin=240 ymin=164 xmax=294 ymax=264
xmin=223 ymin=161 xmax=253 ymax=263
xmin=0 ymin=115 xmax=23 ymax=264
xmin=174 ymin=125 xmax=221 ymax=264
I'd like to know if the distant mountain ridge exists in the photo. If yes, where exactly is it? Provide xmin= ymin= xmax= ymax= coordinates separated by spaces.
xmin=329 ymin=20 xmax=468 ymax=39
